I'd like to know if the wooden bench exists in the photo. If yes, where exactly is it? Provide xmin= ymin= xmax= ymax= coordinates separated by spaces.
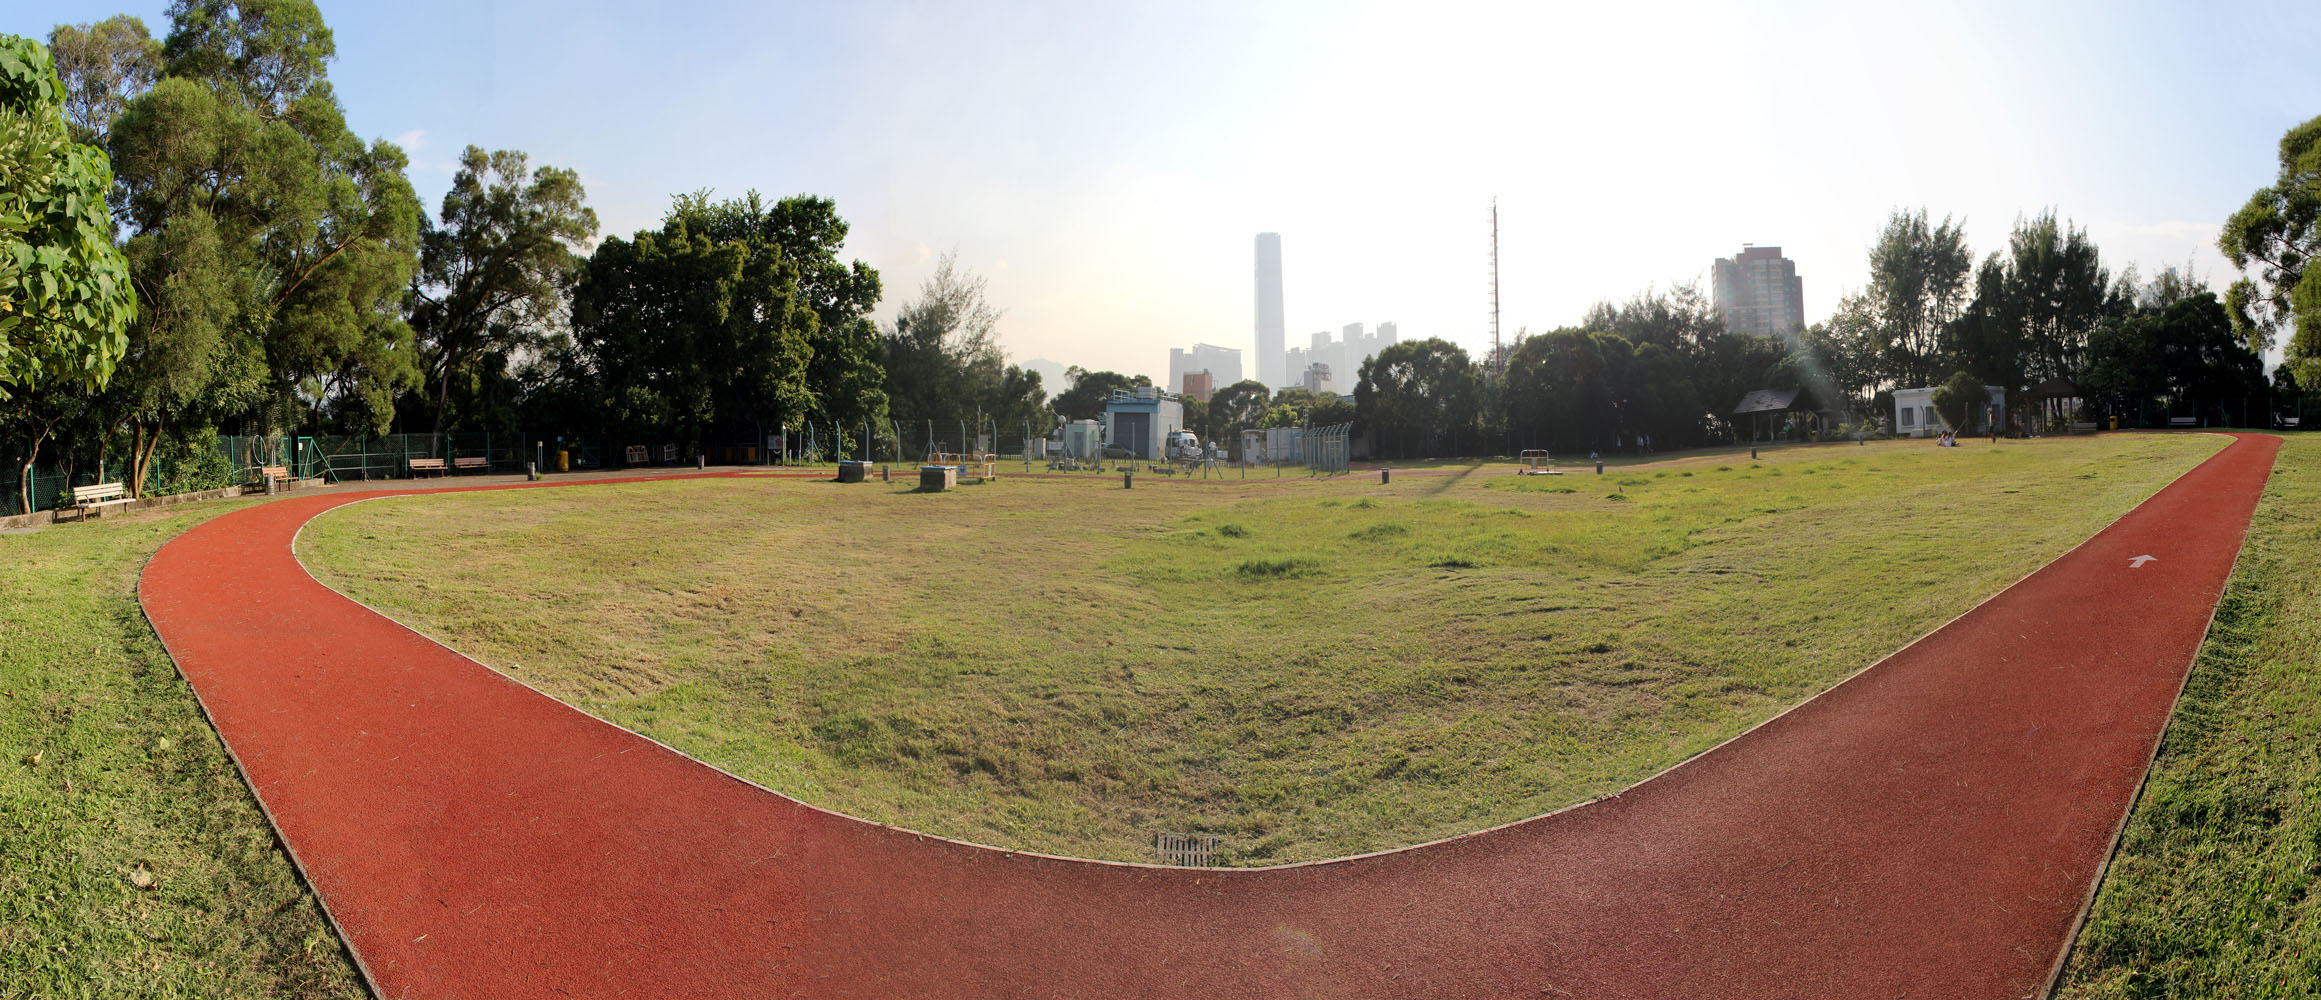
xmin=452 ymin=457 xmax=487 ymax=473
xmin=60 ymin=482 xmax=129 ymax=522
xmin=408 ymin=458 xmax=448 ymax=477
xmin=2068 ymin=422 xmax=2098 ymax=434
xmin=2169 ymin=417 xmax=2197 ymax=428
xmin=250 ymin=465 xmax=297 ymax=493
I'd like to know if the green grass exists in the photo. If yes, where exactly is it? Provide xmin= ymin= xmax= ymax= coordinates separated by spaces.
xmin=2058 ymin=434 xmax=2321 ymax=999
xmin=298 ymin=434 xmax=2224 ymax=865
xmin=0 ymin=504 xmax=365 ymax=999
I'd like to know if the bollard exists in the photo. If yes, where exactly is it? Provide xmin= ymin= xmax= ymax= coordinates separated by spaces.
xmin=1751 ymin=446 xmax=1758 ymax=460
xmin=1123 ymin=471 xmax=1133 ymax=489
xmin=697 ymin=455 xmax=705 ymax=471
xmin=1381 ymin=468 xmax=1390 ymax=485
xmin=1596 ymin=460 xmax=1603 ymax=475
xmin=882 ymin=466 xmax=890 ymax=482
xmin=527 ymin=461 xmax=539 ymax=482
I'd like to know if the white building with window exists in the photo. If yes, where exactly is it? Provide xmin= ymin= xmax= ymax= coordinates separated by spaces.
xmin=1892 ymin=384 xmax=2005 ymax=437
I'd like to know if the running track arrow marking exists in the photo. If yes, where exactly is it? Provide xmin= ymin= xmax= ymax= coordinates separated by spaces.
xmin=2129 ymin=554 xmax=2158 ymax=568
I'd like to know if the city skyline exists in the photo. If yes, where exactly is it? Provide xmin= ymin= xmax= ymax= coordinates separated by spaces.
xmin=18 ymin=0 xmax=2317 ymax=381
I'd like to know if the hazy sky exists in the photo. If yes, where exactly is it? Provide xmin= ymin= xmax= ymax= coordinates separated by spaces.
xmin=20 ymin=0 xmax=2319 ymax=382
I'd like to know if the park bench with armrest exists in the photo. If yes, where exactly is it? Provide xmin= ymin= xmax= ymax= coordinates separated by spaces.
xmin=408 ymin=458 xmax=448 ymax=477
xmin=60 ymin=482 xmax=129 ymax=522
xmin=452 ymin=457 xmax=488 ymax=473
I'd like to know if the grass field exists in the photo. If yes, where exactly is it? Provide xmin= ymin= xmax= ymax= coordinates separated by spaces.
xmin=298 ymin=433 xmax=2226 ymax=866
xmin=0 ymin=504 xmax=364 ymax=999
xmin=2058 ymin=434 xmax=2321 ymax=999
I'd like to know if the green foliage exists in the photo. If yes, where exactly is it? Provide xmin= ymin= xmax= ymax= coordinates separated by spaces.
xmin=409 ymin=145 xmax=596 ymax=433
xmin=1930 ymin=370 xmax=1986 ymax=430
xmin=1948 ymin=211 xmax=2115 ymax=391
xmin=97 ymin=0 xmax=422 ymax=491
xmin=0 ymin=34 xmax=135 ymax=403
xmin=45 ymin=16 xmax=160 ymax=146
xmin=1867 ymin=209 xmax=1973 ymax=388
xmin=2219 ymin=114 xmax=2321 ymax=383
xmin=1204 ymin=378 xmax=1271 ymax=443
xmin=1356 ymin=337 xmax=1480 ymax=458
xmin=881 ymin=250 xmax=1047 ymax=441
xmin=2082 ymin=293 xmax=2267 ymax=425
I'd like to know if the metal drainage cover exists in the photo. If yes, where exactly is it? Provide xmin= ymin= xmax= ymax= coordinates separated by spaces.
xmin=1153 ymin=832 xmax=1222 ymax=867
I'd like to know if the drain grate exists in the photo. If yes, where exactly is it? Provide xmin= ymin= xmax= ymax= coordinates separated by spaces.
xmin=1153 ymin=832 xmax=1222 ymax=867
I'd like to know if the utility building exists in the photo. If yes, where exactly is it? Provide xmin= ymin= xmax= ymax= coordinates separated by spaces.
xmin=1102 ymin=386 xmax=1185 ymax=460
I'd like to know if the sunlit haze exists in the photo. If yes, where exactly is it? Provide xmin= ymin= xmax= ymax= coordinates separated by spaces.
xmin=22 ymin=0 xmax=2319 ymax=380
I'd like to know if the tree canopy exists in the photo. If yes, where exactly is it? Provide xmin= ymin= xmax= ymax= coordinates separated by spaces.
xmin=2219 ymin=113 xmax=2320 ymax=383
xmin=0 ymin=34 xmax=135 ymax=403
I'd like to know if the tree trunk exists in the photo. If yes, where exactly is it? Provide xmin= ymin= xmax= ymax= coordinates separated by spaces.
xmin=17 ymin=422 xmax=49 ymax=515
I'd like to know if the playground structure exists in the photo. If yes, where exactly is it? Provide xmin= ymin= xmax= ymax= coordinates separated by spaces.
xmin=1517 ymin=449 xmax=1562 ymax=475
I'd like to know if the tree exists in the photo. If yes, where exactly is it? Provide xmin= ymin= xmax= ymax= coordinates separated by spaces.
xmin=882 ymin=251 xmax=1047 ymax=446
xmin=100 ymin=0 xmax=423 ymax=491
xmin=2218 ymin=114 xmax=2320 ymax=382
xmin=408 ymin=146 xmax=596 ymax=433
xmin=1204 ymin=378 xmax=1271 ymax=445
xmin=1949 ymin=211 xmax=2111 ymax=394
xmin=45 ymin=16 xmax=159 ymax=145
xmin=0 ymin=34 xmax=135 ymax=404
xmin=570 ymin=195 xmax=816 ymax=455
xmin=1355 ymin=338 xmax=1480 ymax=459
xmin=693 ymin=193 xmax=887 ymax=435
xmin=1052 ymin=368 xmax=1141 ymax=421
xmin=1866 ymin=209 xmax=1973 ymax=387
xmin=1930 ymin=370 xmax=1986 ymax=432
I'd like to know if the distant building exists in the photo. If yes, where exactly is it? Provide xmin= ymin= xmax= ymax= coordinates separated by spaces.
xmin=1102 ymin=385 xmax=1185 ymax=460
xmin=1181 ymin=371 xmax=1215 ymax=401
xmin=1301 ymin=363 xmax=1333 ymax=393
xmin=1891 ymin=384 xmax=2005 ymax=437
xmin=1168 ymin=343 xmax=1242 ymax=394
xmin=1712 ymin=245 xmax=1805 ymax=340
xmin=1256 ymin=234 xmax=1286 ymax=388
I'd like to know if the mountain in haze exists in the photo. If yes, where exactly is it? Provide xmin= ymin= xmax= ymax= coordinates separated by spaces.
xmin=1016 ymin=357 xmax=1071 ymax=394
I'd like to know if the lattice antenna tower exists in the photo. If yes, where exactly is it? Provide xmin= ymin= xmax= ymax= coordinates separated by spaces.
xmin=1489 ymin=197 xmax=1503 ymax=377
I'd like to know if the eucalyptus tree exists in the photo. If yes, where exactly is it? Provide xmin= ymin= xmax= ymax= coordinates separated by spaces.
xmin=409 ymin=146 xmax=595 ymax=432
xmin=102 ymin=0 xmax=420 ymax=489
xmin=1866 ymin=209 xmax=1973 ymax=387
xmin=44 ymin=16 xmax=159 ymax=146
xmin=2219 ymin=114 xmax=2320 ymax=382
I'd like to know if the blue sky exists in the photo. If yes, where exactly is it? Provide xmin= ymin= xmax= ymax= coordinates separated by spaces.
xmin=17 ymin=0 xmax=2318 ymax=381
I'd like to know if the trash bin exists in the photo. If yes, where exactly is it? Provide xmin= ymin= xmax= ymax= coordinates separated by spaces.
xmin=557 ymin=450 xmax=570 ymax=473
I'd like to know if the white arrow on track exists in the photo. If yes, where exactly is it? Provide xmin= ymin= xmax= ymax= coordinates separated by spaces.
xmin=2129 ymin=554 xmax=2158 ymax=568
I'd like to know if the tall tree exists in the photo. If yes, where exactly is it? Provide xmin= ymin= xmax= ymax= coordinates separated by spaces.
xmin=882 ymin=251 xmax=1047 ymax=444
xmin=2219 ymin=113 xmax=2320 ymax=382
xmin=1204 ymin=378 xmax=1271 ymax=445
xmin=102 ymin=0 xmax=421 ymax=490
xmin=0 ymin=34 xmax=135 ymax=404
xmin=408 ymin=145 xmax=596 ymax=432
xmin=1866 ymin=209 xmax=1972 ymax=387
xmin=44 ymin=16 xmax=159 ymax=145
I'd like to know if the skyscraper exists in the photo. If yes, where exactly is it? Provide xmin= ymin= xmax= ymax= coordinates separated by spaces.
xmin=1711 ymin=245 xmax=1806 ymax=339
xmin=1255 ymin=233 xmax=1285 ymax=388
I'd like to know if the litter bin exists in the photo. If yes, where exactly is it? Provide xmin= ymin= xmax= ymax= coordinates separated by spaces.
xmin=557 ymin=450 xmax=570 ymax=473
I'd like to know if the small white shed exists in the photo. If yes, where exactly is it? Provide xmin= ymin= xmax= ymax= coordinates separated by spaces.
xmin=1892 ymin=384 xmax=2004 ymax=437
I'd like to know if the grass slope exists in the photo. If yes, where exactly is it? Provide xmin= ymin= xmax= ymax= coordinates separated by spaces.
xmin=1 ymin=504 xmax=364 ymax=999
xmin=2058 ymin=434 xmax=2321 ymax=998
xmin=300 ymin=434 xmax=2222 ymax=865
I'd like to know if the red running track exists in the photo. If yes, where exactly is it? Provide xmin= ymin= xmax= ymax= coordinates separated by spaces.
xmin=139 ymin=436 xmax=2278 ymax=999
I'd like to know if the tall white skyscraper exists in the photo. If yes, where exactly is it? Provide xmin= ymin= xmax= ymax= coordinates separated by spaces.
xmin=1255 ymin=234 xmax=1286 ymax=388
